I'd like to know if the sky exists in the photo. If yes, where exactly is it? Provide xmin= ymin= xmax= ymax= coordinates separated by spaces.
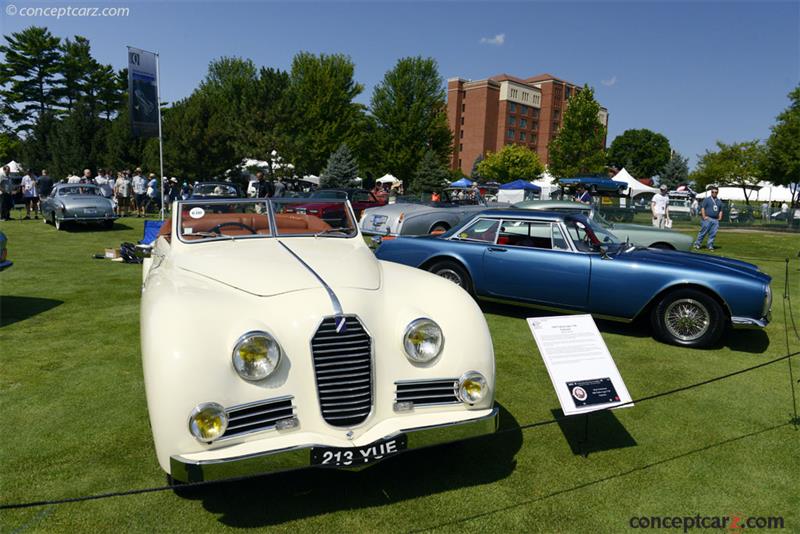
xmin=1 ymin=1 xmax=798 ymax=168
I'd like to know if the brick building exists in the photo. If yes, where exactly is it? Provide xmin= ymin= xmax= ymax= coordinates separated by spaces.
xmin=447 ymin=73 xmax=609 ymax=175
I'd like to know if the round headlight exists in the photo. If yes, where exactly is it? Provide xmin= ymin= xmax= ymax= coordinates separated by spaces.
xmin=457 ymin=371 xmax=488 ymax=404
xmin=403 ymin=318 xmax=444 ymax=363
xmin=232 ymin=331 xmax=282 ymax=381
xmin=189 ymin=402 xmax=228 ymax=442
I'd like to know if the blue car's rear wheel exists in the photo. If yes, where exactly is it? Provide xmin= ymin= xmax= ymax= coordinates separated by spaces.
xmin=428 ymin=260 xmax=472 ymax=295
xmin=651 ymin=289 xmax=724 ymax=348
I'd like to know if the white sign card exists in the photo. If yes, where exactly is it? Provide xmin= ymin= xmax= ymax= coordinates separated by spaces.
xmin=527 ymin=314 xmax=633 ymax=416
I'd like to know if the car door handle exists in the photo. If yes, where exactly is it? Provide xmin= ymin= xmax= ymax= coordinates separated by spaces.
xmin=488 ymin=247 xmax=507 ymax=252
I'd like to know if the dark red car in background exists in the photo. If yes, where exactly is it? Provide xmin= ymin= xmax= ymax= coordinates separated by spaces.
xmin=283 ymin=189 xmax=387 ymax=226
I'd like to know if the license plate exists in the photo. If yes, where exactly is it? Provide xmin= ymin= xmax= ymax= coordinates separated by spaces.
xmin=84 ymin=208 xmax=97 ymax=215
xmin=311 ymin=435 xmax=407 ymax=467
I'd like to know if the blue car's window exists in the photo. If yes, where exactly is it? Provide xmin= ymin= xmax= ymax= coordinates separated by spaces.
xmin=498 ymin=220 xmax=558 ymax=250
xmin=454 ymin=218 xmax=499 ymax=242
xmin=552 ymin=225 xmax=570 ymax=250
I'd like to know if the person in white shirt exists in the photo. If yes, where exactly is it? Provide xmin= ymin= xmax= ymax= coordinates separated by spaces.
xmin=67 ymin=173 xmax=81 ymax=184
xmin=651 ymin=185 xmax=670 ymax=228
xmin=21 ymin=170 xmax=39 ymax=219
xmin=131 ymin=168 xmax=147 ymax=217
xmin=94 ymin=168 xmax=110 ymax=186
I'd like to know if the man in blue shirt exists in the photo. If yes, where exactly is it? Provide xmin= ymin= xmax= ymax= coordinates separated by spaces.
xmin=575 ymin=185 xmax=592 ymax=204
xmin=694 ymin=186 xmax=724 ymax=250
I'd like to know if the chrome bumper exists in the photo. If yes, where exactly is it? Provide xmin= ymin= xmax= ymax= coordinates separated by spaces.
xmin=731 ymin=314 xmax=770 ymax=329
xmin=169 ymin=407 xmax=499 ymax=483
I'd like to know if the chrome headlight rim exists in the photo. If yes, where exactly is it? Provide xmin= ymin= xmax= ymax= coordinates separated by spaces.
xmin=188 ymin=402 xmax=228 ymax=443
xmin=763 ymin=284 xmax=772 ymax=317
xmin=232 ymin=330 xmax=282 ymax=382
xmin=456 ymin=370 xmax=488 ymax=405
xmin=402 ymin=317 xmax=444 ymax=364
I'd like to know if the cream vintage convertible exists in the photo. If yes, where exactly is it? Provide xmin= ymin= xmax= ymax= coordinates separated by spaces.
xmin=140 ymin=198 xmax=497 ymax=484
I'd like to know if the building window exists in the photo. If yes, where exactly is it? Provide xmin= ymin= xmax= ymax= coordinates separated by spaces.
xmin=519 ymin=131 xmax=527 ymax=141
xmin=532 ymin=135 xmax=538 ymax=145
xmin=532 ymin=120 xmax=538 ymax=130
xmin=459 ymin=143 xmax=463 ymax=152
xmin=460 ymin=130 xmax=464 ymax=139
xmin=520 ymin=105 xmax=528 ymax=115
xmin=565 ymin=87 xmax=572 ymax=99
xmin=507 ymin=128 xmax=515 ymax=139
xmin=460 ymin=116 xmax=464 ymax=125
xmin=508 ymin=116 xmax=516 ymax=126
xmin=553 ymin=121 xmax=560 ymax=131
xmin=532 ymin=109 xmax=539 ymax=118
xmin=459 ymin=158 xmax=462 ymax=167
xmin=520 ymin=118 xmax=527 ymax=128
xmin=461 ymin=103 xmax=465 ymax=112
xmin=509 ymin=102 xmax=517 ymax=112
xmin=553 ymin=109 xmax=560 ymax=119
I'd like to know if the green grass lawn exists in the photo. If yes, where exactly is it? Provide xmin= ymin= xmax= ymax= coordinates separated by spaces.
xmin=1 ymin=217 xmax=799 ymax=533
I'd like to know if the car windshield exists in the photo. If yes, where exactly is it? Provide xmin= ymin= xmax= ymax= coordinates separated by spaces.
xmin=309 ymin=190 xmax=348 ymax=199
xmin=177 ymin=199 xmax=357 ymax=242
xmin=563 ymin=217 xmax=620 ymax=252
xmin=58 ymin=186 xmax=101 ymax=196
xmin=193 ymin=183 xmax=240 ymax=197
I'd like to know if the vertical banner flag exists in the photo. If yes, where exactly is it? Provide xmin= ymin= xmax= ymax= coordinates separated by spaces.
xmin=127 ymin=47 xmax=159 ymax=138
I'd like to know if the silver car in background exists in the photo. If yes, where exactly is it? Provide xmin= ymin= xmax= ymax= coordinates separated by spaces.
xmin=41 ymin=183 xmax=118 ymax=230
xmin=360 ymin=188 xmax=509 ymax=238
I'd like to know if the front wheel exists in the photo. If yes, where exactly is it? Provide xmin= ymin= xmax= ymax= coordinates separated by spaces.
xmin=427 ymin=260 xmax=473 ymax=294
xmin=54 ymin=215 xmax=63 ymax=231
xmin=650 ymin=289 xmax=725 ymax=348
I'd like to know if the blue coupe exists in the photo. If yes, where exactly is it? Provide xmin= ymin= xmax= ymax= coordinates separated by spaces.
xmin=375 ymin=209 xmax=772 ymax=348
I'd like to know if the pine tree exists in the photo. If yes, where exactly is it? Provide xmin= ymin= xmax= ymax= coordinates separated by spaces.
xmin=321 ymin=144 xmax=359 ymax=188
xmin=658 ymin=151 xmax=689 ymax=190
xmin=411 ymin=150 xmax=450 ymax=194
xmin=547 ymin=85 xmax=607 ymax=178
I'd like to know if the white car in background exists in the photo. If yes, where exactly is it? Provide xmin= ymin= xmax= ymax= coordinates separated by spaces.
xmin=140 ymin=197 xmax=497 ymax=484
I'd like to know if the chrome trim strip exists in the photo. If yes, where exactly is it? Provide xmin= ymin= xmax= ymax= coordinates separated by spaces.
xmin=169 ymin=407 xmax=499 ymax=482
xmin=278 ymin=240 xmax=343 ymax=315
xmin=731 ymin=316 xmax=769 ymax=329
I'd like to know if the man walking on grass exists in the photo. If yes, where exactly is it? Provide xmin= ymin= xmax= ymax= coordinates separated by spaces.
xmin=694 ymin=186 xmax=724 ymax=251
xmin=651 ymin=184 xmax=670 ymax=228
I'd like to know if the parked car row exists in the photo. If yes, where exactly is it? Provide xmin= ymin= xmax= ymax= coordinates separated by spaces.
xmin=139 ymin=196 xmax=770 ymax=488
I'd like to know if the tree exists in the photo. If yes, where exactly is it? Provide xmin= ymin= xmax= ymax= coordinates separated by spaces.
xmin=470 ymin=153 xmax=484 ymax=180
xmin=658 ymin=151 xmax=689 ymax=190
xmin=411 ymin=150 xmax=451 ymax=194
xmin=763 ymin=84 xmax=800 ymax=207
xmin=282 ymin=52 xmax=366 ymax=176
xmin=0 ymin=26 xmax=62 ymax=131
xmin=57 ymin=36 xmax=94 ymax=113
xmin=547 ymin=85 xmax=607 ymax=178
xmin=50 ymin=102 xmax=106 ymax=179
xmin=476 ymin=144 xmax=544 ymax=183
xmin=370 ymin=56 xmax=452 ymax=188
xmin=320 ymin=143 xmax=359 ymax=188
xmin=607 ymin=128 xmax=671 ymax=179
xmin=691 ymin=140 xmax=765 ymax=205
xmin=0 ymin=132 xmax=21 ymax=163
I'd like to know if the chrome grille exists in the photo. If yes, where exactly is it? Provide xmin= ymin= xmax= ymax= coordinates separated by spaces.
xmin=396 ymin=379 xmax=459 ymax=406
xmin=311 ymin=316 xmax=372 ymax=427
xmin=223 ymin=396 xmax=294 ymax=439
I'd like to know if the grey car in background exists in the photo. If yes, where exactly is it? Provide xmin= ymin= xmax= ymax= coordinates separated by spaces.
xmin=41 ymin=183 xmax=118 ymax=230
xmin=513 ymin=199 xmax=694 ymax=251
xmin=360 ymin=188 xmax=509 ymax=238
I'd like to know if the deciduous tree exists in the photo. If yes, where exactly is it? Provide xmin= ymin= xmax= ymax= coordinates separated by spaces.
xmin=607 ymin=128 xmax=671 ymax=180
xmin=476 ymin=144 xmax=543 ymax=183
xmin=547 ymin=85 xmax=607 ymax=178
xmin=763 ymin=84 xmax=800 ymax=207
xmin=691 ymin=140 xmax=764 ymax=205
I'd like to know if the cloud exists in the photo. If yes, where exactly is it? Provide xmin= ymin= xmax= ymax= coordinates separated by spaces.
xmin=479 ymin=33 xmax=505 ymax=46
xmin=601 ymin=75 xmax=617 ymax=87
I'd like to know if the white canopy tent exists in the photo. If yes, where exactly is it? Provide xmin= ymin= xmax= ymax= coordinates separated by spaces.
xmin=3 ymin=160 xmax=23 ymax=174
xmin=531 ymin=171 xmax=558 ymax=199
xmin=611 ymin=168 xmax=659 ymax=197
xmin=695 ymin=186 xmax=763 ymax=202
xmin=377 ymin=173 xmax=399 ymax=184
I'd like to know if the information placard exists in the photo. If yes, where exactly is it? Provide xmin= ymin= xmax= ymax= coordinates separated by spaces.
xmin=527 ymin=314 xmax=633 ymax=415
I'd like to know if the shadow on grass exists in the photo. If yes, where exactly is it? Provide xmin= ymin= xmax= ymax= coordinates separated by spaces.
xmin=0 ymin=295 xmax=63 ymax=327
xmin=61 ymin=222 xmax=133 ymax=233
xmin=550 ymin=409 xmax=637 ymax=457
xmin=176 ymin=404 xmax=521 ymax=527
xmin=480 ymin=301 xmax=771 ymax=354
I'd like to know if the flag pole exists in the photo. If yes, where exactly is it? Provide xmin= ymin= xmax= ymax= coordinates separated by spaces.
xmin=156 ymin=52 xmax=165 ymax=221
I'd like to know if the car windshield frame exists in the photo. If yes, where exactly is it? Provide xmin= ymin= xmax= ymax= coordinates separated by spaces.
xmin=175 ymin=198 xmax=359 ymax=244
xmin=57 ymin=185 xmax=102 ymax=196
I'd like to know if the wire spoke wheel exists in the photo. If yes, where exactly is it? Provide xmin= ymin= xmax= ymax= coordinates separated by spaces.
xmin=436 ymin=268 xmax=463 ymax=287
xmin=664 ymin=298 xmax=710 ymax=341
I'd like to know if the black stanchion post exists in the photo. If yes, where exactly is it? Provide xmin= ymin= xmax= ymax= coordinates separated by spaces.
xmin=783 ymin=259 xmax=798 ymax=429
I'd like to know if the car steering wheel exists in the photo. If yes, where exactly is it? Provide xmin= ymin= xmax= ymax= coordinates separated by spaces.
xmin=209 ymin=222 xmax=257 ymax=234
